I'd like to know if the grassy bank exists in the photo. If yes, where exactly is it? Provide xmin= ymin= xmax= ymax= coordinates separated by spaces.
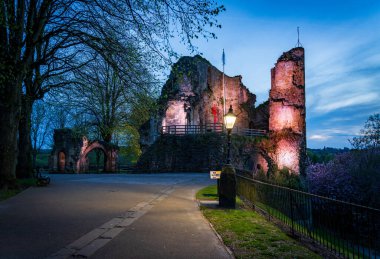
xmin=0 ymin=178 xmax=36 ymax=201
xmin=197 ymin=185 xmax=321 ymax=259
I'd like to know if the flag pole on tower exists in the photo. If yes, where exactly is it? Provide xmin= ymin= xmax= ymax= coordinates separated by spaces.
xmin=222 ymin=49 xmax=226 ymax=116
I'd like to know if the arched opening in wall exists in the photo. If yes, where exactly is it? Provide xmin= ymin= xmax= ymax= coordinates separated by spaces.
xmin=249 ymin=121 xmax=254 ymax=129
xmin=58 ymin=151 xmax=66 ymax=172
xmin=86 ymin=148 xmax=107 ymax=173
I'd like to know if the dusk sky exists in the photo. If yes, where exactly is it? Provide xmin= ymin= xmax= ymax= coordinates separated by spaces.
xmin=174 ymin=0 xmax=380 ymax=149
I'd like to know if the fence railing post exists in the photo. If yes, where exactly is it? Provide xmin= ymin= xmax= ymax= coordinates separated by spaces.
xmin=289 ymin=190 xmax=295 ymax=236
xmin=235 ymin=172 xmax=380 ymax=258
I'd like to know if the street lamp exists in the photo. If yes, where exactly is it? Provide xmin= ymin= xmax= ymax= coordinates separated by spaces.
xmin=224 ymin=105 xmax=236 ymax=163
xmin=219 ymin=105 xmax=237 ymax=208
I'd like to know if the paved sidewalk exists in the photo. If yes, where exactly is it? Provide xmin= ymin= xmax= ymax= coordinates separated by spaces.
xmin=90 ymin=182 xmax=231 ymax=259
xmin=0 ymin=174 xmax=232 ymax=259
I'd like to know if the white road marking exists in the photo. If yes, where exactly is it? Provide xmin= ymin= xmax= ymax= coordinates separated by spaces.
xmin=47 ymin=186 xmax=175 ymax=259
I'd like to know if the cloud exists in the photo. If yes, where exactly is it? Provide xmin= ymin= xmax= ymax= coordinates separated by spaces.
xmin=309 ymin=134 xmax=331 ymax=141
xmin=309 ymin=127 xmax=361 ymax=137
xmin=314 ymin=92 xmax=379 ymax=113
xmin=176 ymin=3 xmax=380 ymax=148
xmin=307 ymin=126 xmax=363 ymax=148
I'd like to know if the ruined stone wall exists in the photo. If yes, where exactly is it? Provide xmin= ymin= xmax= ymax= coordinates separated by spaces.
xmin=250 ymin=101 xmax=269 ymax=130
xmin=158 ymin=55 xmax=255 ymax=133
xmin=139 ymin=48 xmax=306 ymax=175
xmin=137 ymin=134 xmax=225 ymax=172
xmin=49 ymin=129 xmax=81 ymax=172
xmin=269 ymin=47 xmax=306 ymax=175
xmin=137 ymin=134 xmax=266 ymax=173
xmin=49 ymin=129 xmax=119 ymax=173
xmin=200 ymin=67 xmax=253 ymax=129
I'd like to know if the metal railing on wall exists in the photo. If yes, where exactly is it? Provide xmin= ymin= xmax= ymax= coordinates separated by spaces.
xmin=161 ymin=123 xmax=224 ymax=135
xmin=160 ymin=124 xmax=267 ymax=137
xmin=233 ymin=127 xmax=268 ymax=137
xmin=235 ymin=170 xmax=380 ymax=258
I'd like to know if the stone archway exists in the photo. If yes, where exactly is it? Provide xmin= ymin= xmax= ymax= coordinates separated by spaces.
xmin=76 ymin=140 xmax=118 ymax=173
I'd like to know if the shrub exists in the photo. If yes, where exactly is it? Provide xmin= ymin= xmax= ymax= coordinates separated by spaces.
xmin=253 ymin=167 xmax=304 ymax=190
xmin=307 ymin=150 xmax=380 ymax=208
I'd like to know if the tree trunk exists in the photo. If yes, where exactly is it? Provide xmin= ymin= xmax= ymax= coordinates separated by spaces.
xmin=32 ymin=150 xmax=38 ymax=169
xmin=16 ymin=96 xmax=34 ymax=178
xmin=103 ymin=133 xmax=112 ymax=143
xmin=0 ymin=81 xmax=21 ymax=189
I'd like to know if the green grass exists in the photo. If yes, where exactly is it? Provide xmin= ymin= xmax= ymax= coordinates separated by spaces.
xmin=253 ymin=201 xmax=357 ymax=258
xmin=197 ymin=185 xmax=322 ymax=259
xmin=196 ymin=184 xmax=219 ymax=201
xmin=0 ymin=178 xmax=37 ymax=201
xmin=0 ymin=189 xmax=20 ymax=201
xmin=36 ymin=153 xmax=50 ymax=168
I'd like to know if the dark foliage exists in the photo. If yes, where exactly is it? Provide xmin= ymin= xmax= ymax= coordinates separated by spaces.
xmin=307 ymin=149 xmax=380 ymax=208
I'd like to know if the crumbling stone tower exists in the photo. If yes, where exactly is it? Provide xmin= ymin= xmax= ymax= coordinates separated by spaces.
xmin=269 ymin=47 xmax=306 ymax=175
xmin=49 ymin=129 xmax=81 ymax=172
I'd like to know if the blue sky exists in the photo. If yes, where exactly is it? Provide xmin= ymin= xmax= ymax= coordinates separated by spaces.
xmin=174 ymin=0 xmax=380 ymax=149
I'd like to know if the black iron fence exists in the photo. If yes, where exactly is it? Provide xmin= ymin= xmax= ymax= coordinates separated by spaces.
xmin=236 ymin=171 xmax=380 ymax=258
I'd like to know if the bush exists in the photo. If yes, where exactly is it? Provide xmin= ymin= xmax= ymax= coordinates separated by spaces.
xmin=307 ymin=150 xmax=380 ymax=208
xmin=253 ymin=167 xmax=304 ymax=190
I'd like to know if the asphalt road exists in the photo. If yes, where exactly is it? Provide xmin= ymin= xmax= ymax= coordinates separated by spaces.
xmin=0 ymin=173 xmax=231 ymax=259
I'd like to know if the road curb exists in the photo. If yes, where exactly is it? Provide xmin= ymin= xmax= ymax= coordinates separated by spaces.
xmin=196 ymin=199 xmax=235 ymax=259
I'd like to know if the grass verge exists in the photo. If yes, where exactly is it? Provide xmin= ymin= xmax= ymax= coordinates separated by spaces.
xmin=0 ymin=178 xmax=37 ymax=201
xmin=197 ymin=185 xmax=322 ymax=259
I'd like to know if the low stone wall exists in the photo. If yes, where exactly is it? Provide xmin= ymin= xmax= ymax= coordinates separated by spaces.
xmin=137 ymin=133 xmax=225 ymax=172
xmin=136 ymin=133 xmax=269 ymax=174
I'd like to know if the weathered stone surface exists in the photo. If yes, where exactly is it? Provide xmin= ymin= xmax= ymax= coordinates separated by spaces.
xmin=269 ymin=47 xmax=306 ymax=175
xmin=219 ymin=164 xmax=236 ymax=208
xmin=49 ymin=129 xmax=119 ymax=173
xmin=137 ymin=134 xmax=226 ymax=172
xmin=141 ymin=55 xmax=257 ymax=148
xmin=139 ymin=48 xmax=306 ymax=175
xmin=250 ymin=101 xmax=269 ymax=130
xmin=49 ymin=129 xmax=81 ymax=172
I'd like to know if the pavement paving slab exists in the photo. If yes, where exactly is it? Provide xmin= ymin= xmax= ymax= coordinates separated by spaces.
xmin=0 ymin=173 xmax=232 ymax=259
xmin=90 ymin=182 xmax=232 ymax=259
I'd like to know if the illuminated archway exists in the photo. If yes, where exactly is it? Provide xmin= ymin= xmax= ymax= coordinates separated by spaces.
xmin=76 ymin=140 xmax=118 ymax=173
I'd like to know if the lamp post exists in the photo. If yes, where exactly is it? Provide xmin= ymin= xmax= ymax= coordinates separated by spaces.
xmin=219 ymin=105 xmax=237 ymax=208
xmin=224 ymin=105 xmax=237 ymax=163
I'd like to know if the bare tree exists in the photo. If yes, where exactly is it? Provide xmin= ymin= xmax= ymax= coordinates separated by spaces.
xmin=1 ymin=0 xmax=224 ymax=186
xmin=350 ymin=113 xmax=380 ymax=150
xmin=56 ymin=50 xmax=155 ymax=143
xmin=30 ymin=101 xmax=51 ymax=168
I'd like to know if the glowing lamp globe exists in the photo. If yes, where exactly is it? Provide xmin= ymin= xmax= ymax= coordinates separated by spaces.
xmin=224 ymin=105 xmax=236 ymax=130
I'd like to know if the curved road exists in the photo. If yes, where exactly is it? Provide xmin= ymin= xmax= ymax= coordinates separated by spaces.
xmin=0 ymin=173 xmax=232 ymax=259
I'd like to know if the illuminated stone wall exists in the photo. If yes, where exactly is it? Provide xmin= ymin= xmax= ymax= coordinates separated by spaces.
xmin=269 ymin=47 xmax=306 ymax=175
xmin=139 ymin=49 xmax=307 ymax=175
xmin=158 ymin=55 xmax=255 ymax=131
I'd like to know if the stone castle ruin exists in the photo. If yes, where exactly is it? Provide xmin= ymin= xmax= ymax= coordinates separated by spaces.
xmin=139 ymin=47 xmax=306 ymax=175
xmin=49 ymin=129 xmax=118 ymax=173
xmin=269 ymin=48 xmax=306 ymax=174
